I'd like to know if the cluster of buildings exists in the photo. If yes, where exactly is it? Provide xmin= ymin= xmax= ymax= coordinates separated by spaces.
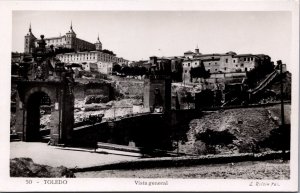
xmin=128 ymin=56 xmax=183 ymax=75
xmin=16 ymin=23 xmax=273 ymax=82
xmin=23 ymin=23 xmax=128 ymax=75
xmin=182 ymin=47 xmax=272 ymax=83
xmin=126 ymin=47 xmax=272 ymax=85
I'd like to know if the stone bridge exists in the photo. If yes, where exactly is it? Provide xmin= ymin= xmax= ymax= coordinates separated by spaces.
xmin=71 ymin=109 xmax=202 ymax=151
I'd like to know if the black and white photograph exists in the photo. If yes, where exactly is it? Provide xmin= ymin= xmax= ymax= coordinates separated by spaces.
xmin=0 ymin=0 xmax=298 ymax=192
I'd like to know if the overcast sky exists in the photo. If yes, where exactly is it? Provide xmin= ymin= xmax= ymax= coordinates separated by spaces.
xmin=12 ymin=11 xmax=291 ymax=65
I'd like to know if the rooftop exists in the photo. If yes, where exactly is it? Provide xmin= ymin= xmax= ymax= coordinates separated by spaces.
xmin=184 ymin=50 xmax=194 ymax=54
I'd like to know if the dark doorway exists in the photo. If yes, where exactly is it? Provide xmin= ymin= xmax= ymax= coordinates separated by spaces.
xmin=26 ymin=92 xmax=51 ymax=142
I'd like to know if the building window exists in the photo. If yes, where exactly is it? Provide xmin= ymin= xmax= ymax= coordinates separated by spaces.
xmin=188 ymin=63 xmax=190 ymax=67
xmin=224 ymin=67 xmax=227 ymax=71
xmin=185 ymin=70 xmax=187 ymax=73
xmin=226 ymin=59 xmax=228 ymax=63
xmin=241 ymin=63 xmax=244 ymax=67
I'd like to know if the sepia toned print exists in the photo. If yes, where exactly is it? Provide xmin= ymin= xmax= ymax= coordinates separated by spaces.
xmin=1 ymin=1 xmax=298 ymax=191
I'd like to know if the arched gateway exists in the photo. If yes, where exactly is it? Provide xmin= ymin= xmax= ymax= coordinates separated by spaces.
xmin=14 ymin=35 xmax=74 ymax=145
xmin=15 ymin=81 xmax=74 ymax=145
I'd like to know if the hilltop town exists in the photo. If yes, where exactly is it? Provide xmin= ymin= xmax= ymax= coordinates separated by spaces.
xmin=10 ymin=23 xmax=291 ymax=178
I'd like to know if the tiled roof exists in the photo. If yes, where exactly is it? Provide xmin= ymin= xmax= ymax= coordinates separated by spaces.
xmin=184 ymin=50 xmax=194 ymax=54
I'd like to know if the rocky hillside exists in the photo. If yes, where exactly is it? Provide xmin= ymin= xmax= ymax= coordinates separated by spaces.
xmin=112 ymin=78 xmax=144 ymax=100
xmin=178 ymin=104 xmax=290 ymax=155
xmin=10 ymin=158 xmax=75 ymax=177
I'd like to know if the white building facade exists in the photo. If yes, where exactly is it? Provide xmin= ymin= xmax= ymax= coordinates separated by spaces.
xmin=182 ymin=48 xmax=272 ymax=83
xmin=57 ymin=50 xmax=128 ymax=74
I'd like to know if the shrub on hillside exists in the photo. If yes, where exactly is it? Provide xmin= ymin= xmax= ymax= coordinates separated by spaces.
xmin=195 ymin=129 xmax=237 ymax=146
xmin=84 ymin=95 xmax=110 ymax=104
xmin=83 ymin=105 xmax=107 ymax=111
xmin=194 ymin=129 xmax=237 ymax=154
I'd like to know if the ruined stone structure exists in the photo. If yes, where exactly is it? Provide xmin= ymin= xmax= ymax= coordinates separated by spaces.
xmin=15 ymin=35 xmax=74 ymax=145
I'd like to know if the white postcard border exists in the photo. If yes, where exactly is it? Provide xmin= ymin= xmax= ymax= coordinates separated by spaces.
xmin=0 ymin=0 xmax=298 ymax=192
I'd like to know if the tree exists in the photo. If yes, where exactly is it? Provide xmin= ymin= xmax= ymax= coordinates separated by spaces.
xmin=102 ymin=49 xmax=116 ymax=56
xmin=121 ymin=66 xmax=131 ymax=75
xmin=112 ymin=64 xmax=121 ymax=73
xmin=132 ymin=66 xmax=141 ymax=76
xmin=140 ymin=66 xmax=148 ymax=76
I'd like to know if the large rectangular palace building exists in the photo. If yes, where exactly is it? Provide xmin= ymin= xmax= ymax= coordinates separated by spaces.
xmin=24 ymin=23 xmax=128 ymax=74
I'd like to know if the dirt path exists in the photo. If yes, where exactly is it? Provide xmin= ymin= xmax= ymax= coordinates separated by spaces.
xmin=10 ymin=142 xmax=138 ymax=168
xmin=75 ymin=160 xmax=289 ymax=179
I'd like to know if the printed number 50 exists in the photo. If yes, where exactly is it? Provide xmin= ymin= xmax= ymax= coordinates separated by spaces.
xmin=26 ymin=180 xmax=32 ymax=184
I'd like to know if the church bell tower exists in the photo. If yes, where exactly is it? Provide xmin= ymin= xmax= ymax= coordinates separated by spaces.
xmin=65 ymin=21 xmax=77 ymax=50
xmin=24 ymin=23 xmax=37 ymax=54
xmin=95 ymin=34 xmax=102 ymax=51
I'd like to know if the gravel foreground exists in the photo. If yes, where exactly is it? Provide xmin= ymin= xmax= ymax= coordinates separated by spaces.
xmin=75 ymin=160 xmax=289 ymax=179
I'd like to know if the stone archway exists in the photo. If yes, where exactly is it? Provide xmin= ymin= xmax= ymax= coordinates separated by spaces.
xmin=15 ymin=81 xmax=74 ymax=145
xmin=25 ymin=91 xmax=51 ymax=141
xmin=13 ymin=34 xmax=75 ymax=146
